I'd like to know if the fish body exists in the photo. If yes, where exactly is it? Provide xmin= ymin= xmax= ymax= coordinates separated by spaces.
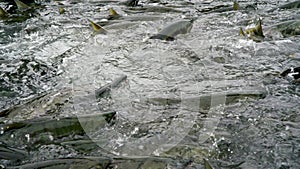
xmin=198 ymin=1 xmax=256 ymax=13
xmin=0 ymin=143 xmax=28 ymax=160
xmin=150 ymin=19 xmax=194 ymax=41
xmin=278 ymin=0 xmax=300 ymax=9
xmin=95 ymin=75 xmax=127 ymax=98
xmin=272 ymin=20 xmax=300 ymax=37
xmin=0 ymin=112 xmax=116 ymax=148
xmin=268 ymin=0 xmax=300 ymax=12
xmin=147 ymin=89 xmax=267 ymax=112
xmin=261 ymin=20 xmax=300 ymax=39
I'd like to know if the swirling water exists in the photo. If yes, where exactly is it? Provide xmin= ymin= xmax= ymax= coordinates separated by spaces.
xmin=0 ymin=0 xmax=299 ymax=168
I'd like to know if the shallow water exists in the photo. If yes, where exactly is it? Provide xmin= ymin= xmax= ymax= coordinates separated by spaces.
xmin=0 ymin=0 xmax=300 ymax=168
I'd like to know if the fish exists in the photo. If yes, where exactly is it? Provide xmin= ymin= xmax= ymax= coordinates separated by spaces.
xmin=0 ymin=111 xmax=116 ymax=146
xmin=88 ymin=19 xmax=108 ymax=34
xmin=149 ymin=19 xmax=195 ymax=41
xmin=147 ymin=89 xmax=267 ymax=112
xmin=0 ymin=143 xmax=28 ymax=160
xmin=9 ymin=156 xmax=184 ymax=168
xmin=233 ymin=1 xmax=240 ymax=10
xmin=245 ymin=19 xmax=264 ymax=36
xmin=95 ymin=75 xmax=127 ymax=98
xmin=240 ymin=19 xmax=264 ymax=42
xmin=0 ymin=6 xmax=8 ymax=18
xmin=59 ymin=7 xmax=65 ymax=14
xmin=277 ymin=0 xmax=300 ymax=9
xmin=109 ymin=8 xmax=119 ymax=16
xmin=0 ymin=88 xmax=69 ymax=119
xmin=243 ymin=20 xmax=300 ymax=40
xmin=14 ymin=0 xmax=30 ymax=11
xmin=268 ymin=0 xmax=300 ymax=12
xmin=125 ymin=5 xmax=182 ymax=14
xmin=214 ymin=159 xmax=245 ymax=168
xmin=269 ymin=20 xmax=300 ymax=37
xmin=239 ymin=27 xmax=246 ymax=36
xmin=204 ymin=159 xmax=213 ymax=169
xmin=108 ymin=8 xmax=121 ymax=20
xmin=197 ymin=1 xmax=255 ymax=13
xmin=10 ymin=157 xmax=112 ymax=169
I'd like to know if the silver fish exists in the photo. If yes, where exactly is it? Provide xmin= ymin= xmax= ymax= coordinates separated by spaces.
xmin=95 ymin=75 xmax=127 ymax=98
xmin=150 ymin=19 xmax=195 ymax=41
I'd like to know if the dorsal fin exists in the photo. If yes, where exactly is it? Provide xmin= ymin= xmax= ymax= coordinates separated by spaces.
xmin=255 ymin=18 xmax=264 ymax=37
xmin=203 ymin=159 xmax=213 ymax=169
xmin=59 ymin=7 xmax=65 ymax=14
xmin=239 ymin=27 xmax=245 ymax=36
xmin=109 ymin=8 xmax=119 ymax=16
xmin=0 ymin=6 xmax=8 ymax=17
xmin=14 ymin=0 xmax=30 ymax=10
xmin=88 ymin=19 xmax=108 ymax=33
xmin=233 ymin=1 xmax=240 ymax=10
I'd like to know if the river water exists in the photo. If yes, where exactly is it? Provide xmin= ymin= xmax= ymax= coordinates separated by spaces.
xmin=0 ymin=0 xmax=300 ymax=168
